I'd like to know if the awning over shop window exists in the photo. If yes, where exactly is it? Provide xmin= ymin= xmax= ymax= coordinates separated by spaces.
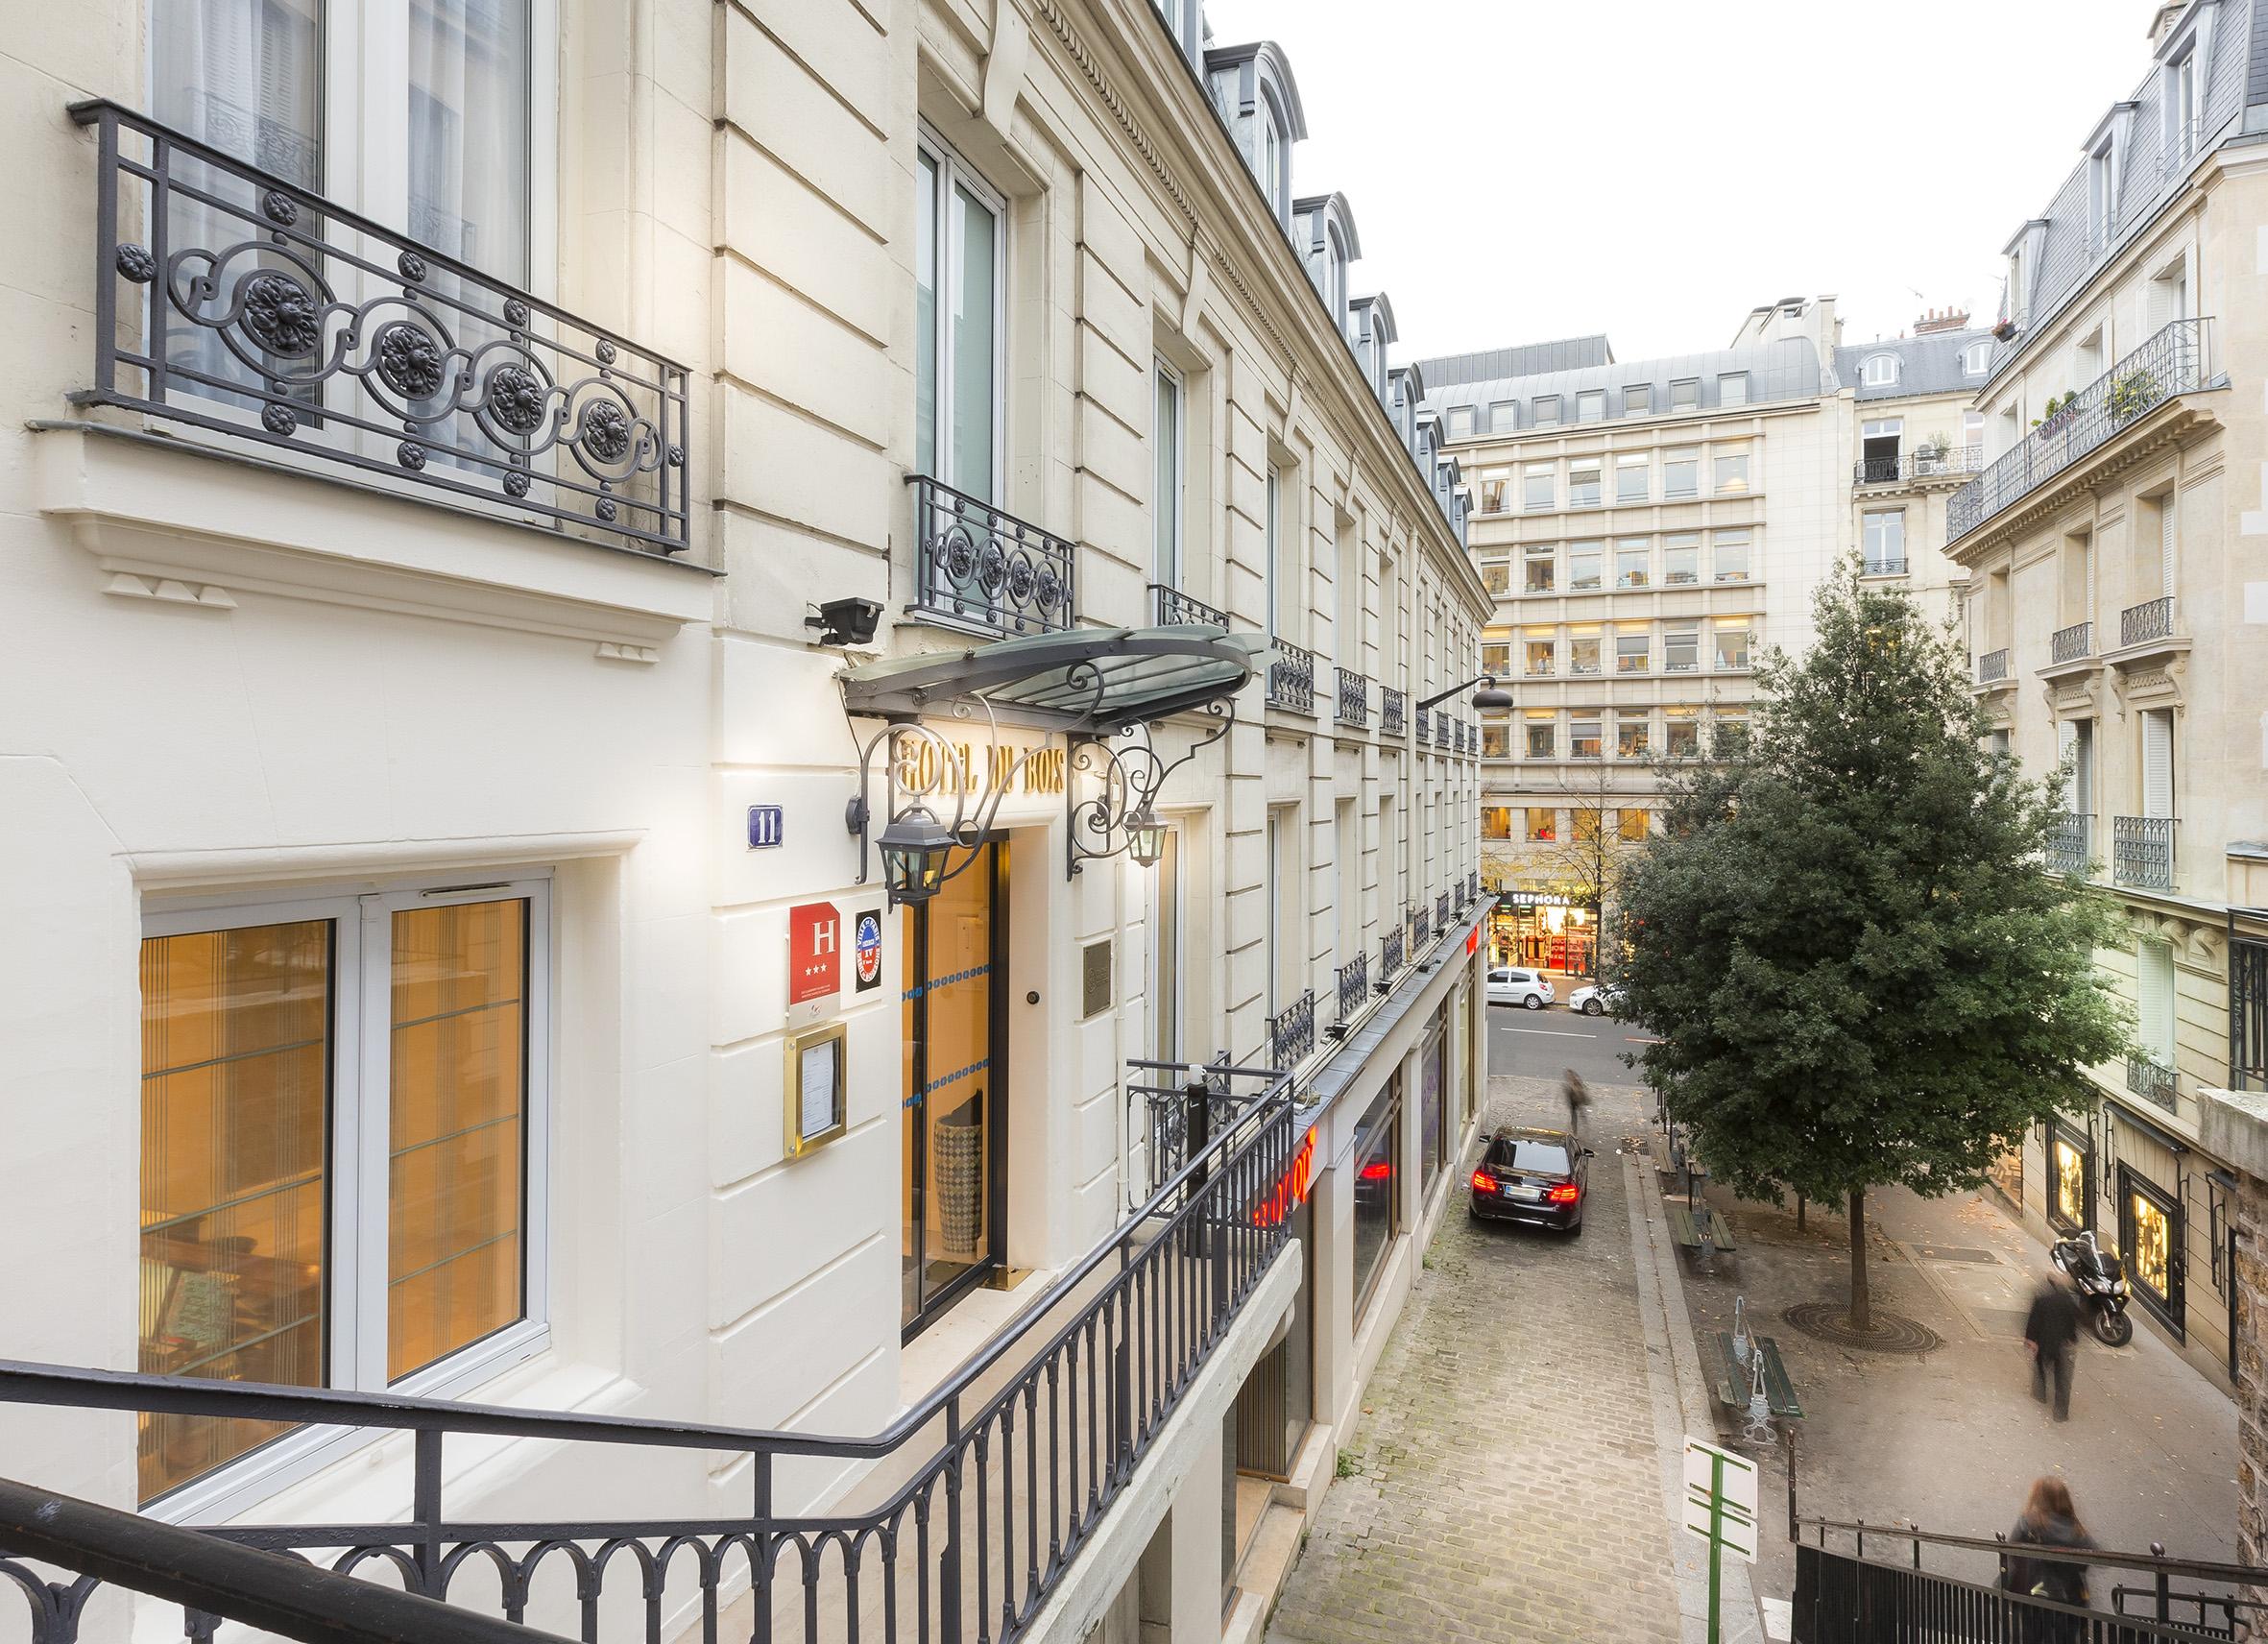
xmin=839 ymin=625 xmax=1269 ymax=731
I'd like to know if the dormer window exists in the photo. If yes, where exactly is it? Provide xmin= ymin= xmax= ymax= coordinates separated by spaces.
xmin=1859 ymin=353 xmax=1900 ymax=387
xmin=1532 ymin=395 xmax=1561 ymax=427
xmin=2087 ymin=142 xmax=2117 ymax=250
xmin=1325 ymin=227 xmax=1349 ymax=328
xmin=1259 ymin=106 xmax=1285 ymax=219
xmin=1488 ymin=400 xmax=1518 ymax=433
xmin=2167 ymin=46 xmax=2198 ymax=167
xmin=1963 ymin=340 xmax=1993 ymax=375
xmin=1447 ymin=405 xmax=1475 ymax=441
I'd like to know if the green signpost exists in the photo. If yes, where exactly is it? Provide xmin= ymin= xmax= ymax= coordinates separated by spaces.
xmin=1680 ymin=1435 xmax=1759 ymax=1644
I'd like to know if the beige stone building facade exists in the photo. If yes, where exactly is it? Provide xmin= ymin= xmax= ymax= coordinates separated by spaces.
xmin=1949 ymin=0 xmax=2268 ymax=1390
xmin=0 ymin=0 xmax=1490 ymax=1639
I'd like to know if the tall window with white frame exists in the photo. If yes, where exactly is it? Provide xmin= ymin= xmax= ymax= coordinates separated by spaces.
xmin=1154 ymin=360 xmax=1184 ymax=592
xmin=139 ymin=882 xmax=548 ymax=1506
xmin=1265 ymin=463 xmax=1285 ymax=637
xmin=1863 ymin=509 xmax=1906 ymax=576
xmin=918 ymin=136 xmax=1004 ymax=504
xmin=1150 ymin=826 xmax=1183 ymax=1063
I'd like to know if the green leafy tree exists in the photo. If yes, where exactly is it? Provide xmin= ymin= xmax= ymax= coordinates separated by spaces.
xmin=1614 ymin=562 xmax=2128 ymax=1329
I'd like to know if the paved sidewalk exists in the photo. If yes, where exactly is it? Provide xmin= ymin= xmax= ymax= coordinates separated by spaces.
xmin=1267 ymin=1076 xmax=1691 ymax=1644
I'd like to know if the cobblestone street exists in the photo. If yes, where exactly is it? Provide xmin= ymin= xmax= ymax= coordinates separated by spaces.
xmin=1267 ymin=1076 xmax=1689 ymax=1644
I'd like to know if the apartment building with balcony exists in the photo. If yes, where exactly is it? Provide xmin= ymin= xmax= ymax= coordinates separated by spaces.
xmin=1427 ymin=300 xmax=1844 ymax=962
xmin=0 ymin=2 xmax=1489 ymax=1640
xmin=1946 ymin=0 xmax=2268 ymax=1390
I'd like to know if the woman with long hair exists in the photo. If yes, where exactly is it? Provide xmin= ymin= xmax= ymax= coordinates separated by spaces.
xmin=2004 ymin=1477 xmax=2096 ymax=1643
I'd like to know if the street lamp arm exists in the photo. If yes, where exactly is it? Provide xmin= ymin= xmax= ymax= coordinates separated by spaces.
xmin=1416 ymin=673 xmax=1504 ymax=712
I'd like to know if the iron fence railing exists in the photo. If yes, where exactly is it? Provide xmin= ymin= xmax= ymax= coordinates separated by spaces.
xmin=1269 ymin=990 xmax=1315 ymax=1069
xmin=1336 ymin=667 xmax=1369 ymax=728
xmin=1465 ymin=872 xmax=1479 ymax=907
xmin=908 ymin=474 xmax=1076 ymax=636
xmin=1852 ymin=446 xmax=1983 ymax=485
xmin=1793 ymin=1538 xmax=2238 ymax=1643
xmin=1380 ymin=688 xmax=1406 ymax=736
xmin=1948 ymin=319 xmax=2212 ymax=543
xmin=1332 ymin=954 xmax=1368 ymax=1036
xmin=1436 ymin=891 xmax=1450 ymax=931
xmin=1267 ymin=640 xmax=1316 ymax=713
xmin=2127 ymin=1054 xmax=2178 ymax=1112
xmin=2113 ymin=815 xmax=2177 ymax=890
xmin=68 ymin=100 xmax=691 ymax=555
xmin=1410 ymin=903 xmax=1432 ymax=948
xmin=0 ymin=1076 xmax=1298 ymax=1644
xmin=1378 ymin=926 xmax=1404 ymax=989
xmin=1150 ymin=583 xmax=1228 ymax=628
xmin=1415 ymin=706 xmax=1431 ymax=743
xmin=2234 ymin=937 xmax=2268 ymax=1094
xmin=2047 ymin=811 xmax=2092 ymax=876
xmin=1434 ymin=715 xmax=1451 ymax=749
xmin=1861 ymin=556 xmax=1908 ymax=577
xmin=1122 ymin=1053 xmax=1279 ymax=1200
xmin=1975 ymin=648 xmax=2010 ymax=684
xmin=2121 ymin=596 xmax=2177 ymax=649
xmin=2052 ymin=619 xmax=2094 ymax=664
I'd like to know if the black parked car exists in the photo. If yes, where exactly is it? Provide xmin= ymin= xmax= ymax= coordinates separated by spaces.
xmin=1469 ymin=1125 xmax=1590 ymax=1235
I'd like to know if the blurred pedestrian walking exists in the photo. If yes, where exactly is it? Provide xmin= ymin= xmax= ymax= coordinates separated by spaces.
xmin=2023 ymin=1275 xmax=2082 ymax=1421
xmin=2002 ymin=1476 xmax=2095 ymax=1642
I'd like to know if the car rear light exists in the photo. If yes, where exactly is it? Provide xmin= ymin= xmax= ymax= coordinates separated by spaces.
xmin=1545 ymin=1182 xmax=1580 ymax=1205
xmin=1471 ymin=1169 xmax=1495 ymax=1192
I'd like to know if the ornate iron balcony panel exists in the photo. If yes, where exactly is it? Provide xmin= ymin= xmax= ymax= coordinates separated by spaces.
xmin=72 ymin=101 xmax=690 ymax=555
xmin=1862 ymin=557 xmax=1908 ymax=577
xmin=1378 ymin=925 xmax=1405 ymax=986
xmin=2046 ymin=812 xmax=2092 ymax=877
xmin=1415 ymin=705 xmax=1431 ymax=742
xmin=1151 ymin=582 xmax=1228 ymax=628
xmin=1270 ymin=989 xmax=1315 ymax=1069
xmin=2120 ymin=596 xmax=2176 ymax=649
xmin=1381 ymin=687 xmax=1406 ymax=736
xmin=1975 ymin=648 xmax=2010 ymax=684
xmin=2112 ymin=815 xmax=2176 ymax=890
xmin=1466 ymin=871 xmax=1480 ymax=907
xmin=2050 ymin=620 xmax=2093 ymax=664
xmin=1268 ymin=640 xmax=1316 ymax=713
xmin=1947 ymin=319 xmax=2211 ymax=544
xmin=1411 ymin=904 xmax=1431 ymax=947
xmin=1334 ymin=953 xmax=1368 ymax=1031
xmin=2126 ymin=1054 xmax=2177 ymax=1112
xmin=1436 ymin=891 xmax=1450 ymax=931
xmin=1854 ymin=447 xmax=1982 ymax=486
xmin=907 ymin=474 xmax=1074 ymax=636
xmin=1336 ymin=667 xmax=1369 ymax=728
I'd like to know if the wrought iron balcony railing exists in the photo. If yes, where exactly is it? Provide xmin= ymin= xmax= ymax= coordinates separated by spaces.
xmin=1434 ymin=715 xmax=1451 ymax=749
xmin=1380 ymin=687 xmax=1406 ymax=735
xmin=1853 ymin=447 xmax=1982 ymax=485
xmin=2050 ymin=619 xmax=2093 ymax=664
xmin=1267 ymin=639 xmax=1316 ymax=713
xmin=1336 ymin=667 xmax=1369 ymax=728
xmin=2046 ymin=812 xmax=2092 ymax=876
xmin=1947 ymin=319 xmax=2211 ymax=543
xmin=69 ymin=100 xmax=691 ymax=555
xmin=1466 ymin=871 xmax=1480 ymax=906
xmin=1410 ymin=903 xmax=1432 ymax=947
xmin=1436 ymin=891 xmax=1451 ymax=931
xmin=1269 ymin=989 xmax=1315 ymax=1069
xmin=1861 ymin=557 xmax=1908 ymax=577
xmin=1331 ymin=953 xmax=1368 ymax=1036
xmin=1378 ymin=925 xmax=1405 ymax=987
xmin=2126 ymin=1054 xmax=2177 ymax=1112
xmin=1151 ymin=582 xmax=1228 ymax=628
xmin=908 ymin=474 xmax=1075 ymax=636
xmin=2112 ymin=815 xmax=2176 ymax=890
xmin=2120 ymin=596 xmax=2176 ymax=649
xmin=0 ymin=1074 xmax=1297 ymax=1644
xmin=1975 ymin=648 xmax=2010 ymax=684
xmin=1415 ymin=705 xmax=1431 ymax=742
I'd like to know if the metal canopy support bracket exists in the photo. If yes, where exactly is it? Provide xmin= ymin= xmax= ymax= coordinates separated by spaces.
xmin=1066 ymin=699 xmax=1237 ymax=882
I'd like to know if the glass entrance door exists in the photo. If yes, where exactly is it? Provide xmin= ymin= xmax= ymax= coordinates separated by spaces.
xmin=902 ymin=841 xmax=1006 ymax=1331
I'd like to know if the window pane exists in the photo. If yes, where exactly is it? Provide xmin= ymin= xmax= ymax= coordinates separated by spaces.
xmin=1715 ymin=451 xmax=1749 ymax=495
xmin=1664 ymin=452 xmax=1698 ymax=498
xmin=1625 ymin=384 xmax=1652 ymax=415
xmin=388 ymin=900 xmax=528 ymax=1383
xmin=1664 ymin=534 xmax=1699 ymax=584
xmin=917 ymin=152 xmax=938 ymax=479
xmin=1568 ymin=542 xmax=1603 ymax=591
xmin=1713 ymin=530 xmax=1751 ymax=582
xmin=1526 ymin=806 xmax=1557 ymax=839
xmin=408 ymin=0 xmax=531 ymax=281
xmin=1157 ymin=369 xmax=1183 ymax=584
xmin=1618 ymin=809 xmax=1651 ymax=841
xmin=1718 ymin=372 xmax=1749 ymax=406
xmin=950 ymin=183 xmax=998 ymax=501
xmin=1569 ymin=465 xmax=1601 ymax=507
xmin=1524 ymin=467 xmax=1555 ymax=511
xmin=140 ymin=920 xmax=331 ymax=1503
xmin=1616 ymin=540 xmax=1649 ymax=588
xmin=1670 ymin=379 xmax=1699 ymax=409
xmin=1616 ymin=460 xmax=1649 ymax=502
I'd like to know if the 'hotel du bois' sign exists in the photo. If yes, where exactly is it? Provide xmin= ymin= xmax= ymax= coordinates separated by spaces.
xmin=788 ymin=902 xmax=841 ymax=1005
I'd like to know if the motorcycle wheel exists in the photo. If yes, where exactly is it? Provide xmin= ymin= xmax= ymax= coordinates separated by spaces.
xmin=2092 ymin=1308 xmax=2134 ymax=1347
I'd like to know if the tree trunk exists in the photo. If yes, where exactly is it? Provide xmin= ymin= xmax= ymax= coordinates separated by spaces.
xmin=1847 ymin=1187 xmax=1870 ymax=1333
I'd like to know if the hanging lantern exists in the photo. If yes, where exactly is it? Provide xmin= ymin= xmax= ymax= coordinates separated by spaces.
xmin=878 ymin=804 xmax=954 ymax=905
xmin=1124 ymin=807 xmax=1169 ymax=869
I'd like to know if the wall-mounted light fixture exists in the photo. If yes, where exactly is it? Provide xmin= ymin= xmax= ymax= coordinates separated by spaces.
xmin=1418 ymin=672 xmax=1512 ymax=713
xmin=1066 ymin=702 xmax=1236 ymax=879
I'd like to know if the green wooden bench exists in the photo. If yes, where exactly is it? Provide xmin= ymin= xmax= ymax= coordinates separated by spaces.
xmin=1667 ymin=1203 xmax=1738 ymax=1254
xmin=1699 ymin=1331 xmax=1802 ymax=1419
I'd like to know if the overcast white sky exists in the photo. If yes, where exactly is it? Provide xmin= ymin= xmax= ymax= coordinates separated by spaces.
xmin=1199 ymin=0 xmax=2156 ymax=362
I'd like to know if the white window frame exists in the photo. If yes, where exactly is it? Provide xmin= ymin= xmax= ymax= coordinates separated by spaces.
xmin=1859 ymin=354 xmax=1899 ymax=387
xmin=1446 ymin=405 xmax=1476 ymax=440
xmin=1718 ymin=372 xmax=1750 ymax=406
xmin=1963 ymin=342 xmax=1992 ymax=375
xmin=1669 ymin=377 xmax=1700 ymax=410
xmin=1863 ymin=508 xmax=1906 ymax=571
xmin=1532 ymin=395 xmax=1561 ymax=427
xmin=1488 ymin=399 xmax=1518 ymax=433
xmin=2087 ymin=139 xmax=2118 ymax=248
xmin=1576 ymin=389 xmax=1605 ymax=423
xmin=140 ymin=873 xmax=554 ymax=1523
xmin=920 ymin=128 xmax=1009 ymax=500
xmin=1154 ymin=357 xmax=1186 ymax=587
xmin=1623 ymin=383 xmax=1653 ymax=416
xmin=1615 ymin=455 xmax=1650 ymax=503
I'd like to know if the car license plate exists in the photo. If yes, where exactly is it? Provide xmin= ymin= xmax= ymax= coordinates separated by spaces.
xmin=1505 ymin=1185 xmax=1540 ymax=1202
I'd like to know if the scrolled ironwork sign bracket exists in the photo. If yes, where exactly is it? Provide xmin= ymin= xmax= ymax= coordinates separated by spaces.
xmin=1064 ymin=697 xmax=1236 ymax=882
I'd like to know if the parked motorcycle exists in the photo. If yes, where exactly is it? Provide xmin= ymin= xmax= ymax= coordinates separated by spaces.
xmin=2050 ymin=1229 xmax=2135 ymax=1346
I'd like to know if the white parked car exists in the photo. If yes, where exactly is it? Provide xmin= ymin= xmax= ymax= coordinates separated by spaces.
xmin=1485 ymin=966 xmax=1554 ymax=1009
xmin=1569 ymin=981 xmax=1625 ymax=1017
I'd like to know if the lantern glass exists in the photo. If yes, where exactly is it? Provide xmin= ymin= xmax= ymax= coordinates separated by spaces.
xmin=1127 ymin=810 xmax=1168 ymax=868
xmin=879 ymin=805 xmax=953 ymax=904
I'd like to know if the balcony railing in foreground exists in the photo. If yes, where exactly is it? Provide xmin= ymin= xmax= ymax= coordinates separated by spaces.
xmin=1150 ymin=583 xmax=1228 ymax=628
xmin=1947 ymin=318 xmax=2211 ymax=543
xmin=2046 ymin=811 xmax=2092 ymax=877
xmin=908 ymin=474 xmax=1075 ymax=636
xmin=1335 ymin=667 xmax=1369 ymax=728
xmin=2113 ymin=815 xmax=2176 ymax=890
xmin=71 ymin=100 xmax=690 ymax=556
xmin=1267 ymin=640 xmax=1315 ymax=713
xmin=1380 ymin=687 xmax=1406 ymax=735
xmin=0 ymin=1077 xmax=1297 ymax=1644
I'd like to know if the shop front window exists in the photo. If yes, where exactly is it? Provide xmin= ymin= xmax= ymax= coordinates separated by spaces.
xmin=1351 ymin=1080 xmax=1401 ymax=1320
xmin=1421 ymin=1013 xmax=1447 ymax=1194
xmin=2119 ymin=1165 xmax=2184 ymax=1329
xmin=2048 ymin=1125 xmax=2090 ymax=1232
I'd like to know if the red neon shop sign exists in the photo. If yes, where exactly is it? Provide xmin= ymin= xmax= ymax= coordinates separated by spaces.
xmin=1253 ymin=1124 xmax=1318 ymax=1227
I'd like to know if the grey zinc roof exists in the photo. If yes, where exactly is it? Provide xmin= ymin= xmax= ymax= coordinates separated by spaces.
xmin=1416 ymin=336 xmax=1614 ymax=386
xmin=1832 ymin=327 xmax=1996 ymax=401
xmin=1419 ymin=337 xmax=1828 ymax=423
xmin=1998 ymin=0 xmax=2262 ymax=358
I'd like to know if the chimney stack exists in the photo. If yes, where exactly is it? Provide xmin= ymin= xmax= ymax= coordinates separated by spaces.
xmin=1914 ymin=305 xmax=1971 ymax=335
